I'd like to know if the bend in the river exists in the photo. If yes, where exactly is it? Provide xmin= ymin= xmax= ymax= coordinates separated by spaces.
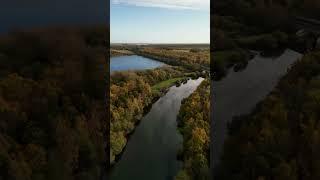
xmin=110 ymin=77 xmax=204 ymax=180
xmin=212 ymin=49 xmax=303 ymax=167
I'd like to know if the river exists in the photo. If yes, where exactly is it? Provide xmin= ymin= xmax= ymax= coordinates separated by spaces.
xmin=212 ymin=49 xmax=302 ymax=167
xmin=110 ymin=77 xmax=204 ymax=180
xmin=110 ymin=55 xmax=165 ymax=72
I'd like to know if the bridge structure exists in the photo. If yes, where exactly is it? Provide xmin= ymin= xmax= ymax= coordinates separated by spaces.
xmin=292 ymin=16 xmax=320 ymax=50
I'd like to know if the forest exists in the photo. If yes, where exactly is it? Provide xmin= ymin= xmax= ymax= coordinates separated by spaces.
xmin=175 ymin=80 xmax=210 ymax=180
xmin=213 ymin=1 xmax=320 ymax=179
xmin=110 ymin=66 xmax=189 ymax=164
xmin=212 ymin=0 xmax=320 ymax=80
xmin=215 ymin=49 xmax=320 ymax=179
xmin=0 ymin=26 xmax=108 ymax=180
xmin=133 ymin=47 xmax=210 ymax=72
xmin=109 ymin=44 xmax=210 ymax=165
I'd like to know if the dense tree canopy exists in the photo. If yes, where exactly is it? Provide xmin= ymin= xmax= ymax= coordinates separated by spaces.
xmin=213 ymin=1 xmax=320 ymax=179
xmin=176 ymin=80 xmax=210 ymax=180
xmin=0 ymin=26 xmax=108 ymax=180
xmin=211 ymin=0 xmax=320 ymax=80
xmin=110 ymin=67 xmax=187 ymax=164
xmin=215 ymin=51 xmax=320 ymax=179
xmin=133 ymin=47 xmax=210 ymax=72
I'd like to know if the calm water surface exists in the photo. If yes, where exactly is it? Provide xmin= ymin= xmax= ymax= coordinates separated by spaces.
xmin=110 ymin=55 xmax=165 ymax=72
xmin=212 ymin=49 xmax=302 ymax=166
xmin=110 ymin=78 xmax=204 ymax=180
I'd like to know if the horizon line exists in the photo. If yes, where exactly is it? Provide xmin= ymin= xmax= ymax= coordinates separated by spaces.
xmin=110 ymin=42 xmax=210 ymax=45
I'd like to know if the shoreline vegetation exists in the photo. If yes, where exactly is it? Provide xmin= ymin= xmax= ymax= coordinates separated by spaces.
xmin=111 ymin=45 xmax=210 ymax=71
xmin=110 ymin=66 xmax=207 ymax=165
xmin=212 ymin=14 xmax=296 ymax=80
xmin=110 ymin=49 xmax=134 ymax=57
xmin=109 ymin=45 xmax=210 ymax=169
xmin=212 ymin=0 xmax=320 ymax=81
xmin=214 ymin=0 xmax=320 ymax=179
xmin=175 ymin=79 xmax=210 ymax=180
xmin=215 ymin=50 xmax=320 ymax=180
xmin=0 ymin=26 xmax=108 ymax=180
xmin=134 ymin=47 xmax=210 ymax=72
xmin=110 ymin=66 xmax=187 ymax=164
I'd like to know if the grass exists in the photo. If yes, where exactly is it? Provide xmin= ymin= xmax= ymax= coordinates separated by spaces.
xmin=111 ymin=49 xmax=134 ymax=54
xmin=213 ymin=50 xmax=248 ymax=66
xmin=110 ymin=49 xmax=134 ymax=57
xmin=152 ymin=77 xmax=184 ymax=93
xmin=213 ymin=50 xmax=238 ymax=61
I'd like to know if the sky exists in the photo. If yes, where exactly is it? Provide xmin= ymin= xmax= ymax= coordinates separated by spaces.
xmin=111 ymin=0 xmax=210 ymax=44
xmin=0 ymin=0 xmax=108 ymax=33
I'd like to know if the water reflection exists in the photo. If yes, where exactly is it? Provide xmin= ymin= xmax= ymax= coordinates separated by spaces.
xmin=110 ymin=55 xmax=165 ymax=72
xmin=110 ymin=78 xmax=204 ymax=180
xmin=212 ymin=49 xmax=302 ymax=167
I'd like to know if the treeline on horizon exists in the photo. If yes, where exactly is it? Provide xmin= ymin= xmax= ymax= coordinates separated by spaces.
xmin=0 ymin=26 xmax=109 ymax=180
xmin=175 ymin=79 xmax=210 ymax=180
xmin=127 ymin=47 xmax=210 ymax=72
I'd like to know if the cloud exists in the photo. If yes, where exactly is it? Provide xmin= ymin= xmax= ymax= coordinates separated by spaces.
xmin=112 ymin=0 xmax=209 ymax=10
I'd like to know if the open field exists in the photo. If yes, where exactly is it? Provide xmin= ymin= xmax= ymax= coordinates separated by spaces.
xmin=110 ymin=49 xmax=134 ymax=57
xmin=151 ymin=77 xmax=185 ymax=93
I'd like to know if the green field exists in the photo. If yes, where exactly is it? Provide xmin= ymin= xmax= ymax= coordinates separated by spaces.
xmin=152 ymin=77 xmax=184 ymax=93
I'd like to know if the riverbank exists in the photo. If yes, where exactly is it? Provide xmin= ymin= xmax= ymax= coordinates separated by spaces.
xmin=175 ymin=79 xmax=210 ymax=180
xmin=212 ymin=49 xmax=302 ymax=170
xmin=212 ymin=13 xmax=307 ymax=81
xmin=110 ymin=65 xmax=204 ymax=166
xmin=110 ymin=49 xmax=134 ymax=57
xmin=108 ymin=78 xmax=192 ymax=179
xmin=212 ymin=1 xmax=320 ymax=179
xmin=110 ymin=75 xmax=188 ymax=166
xmin=215 ymin=50 xmax=320 ymax=180
xmin=137 ymin=48 xmax=209 ymax=71
xmin=110 ymin=46 xmax=210 ymax=72
xmin=110 ymin=77 xmax=205 ymax=180
xmin=109 ymin=47 xmax=210 ymax=166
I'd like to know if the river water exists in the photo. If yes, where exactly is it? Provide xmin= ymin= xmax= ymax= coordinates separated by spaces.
xmin=110 ymin=55 xmax=165 ymax=72
xmin=110 ymin=77 xmax=204 ymax=180
xmin=212 ymin=49 xmax=302 ymax=167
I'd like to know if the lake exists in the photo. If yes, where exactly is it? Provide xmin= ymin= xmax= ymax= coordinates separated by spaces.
xmin=110 ymin=77 xmax=204 ymax=180
xmin=110 ymin=55 xmax=165 ymax=72
xmin=212 ymin=49 xmax=303 ymax=168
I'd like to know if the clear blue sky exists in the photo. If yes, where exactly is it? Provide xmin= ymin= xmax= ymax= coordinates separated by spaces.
xmin=111 ymin=0 xmax=210 ymax=44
